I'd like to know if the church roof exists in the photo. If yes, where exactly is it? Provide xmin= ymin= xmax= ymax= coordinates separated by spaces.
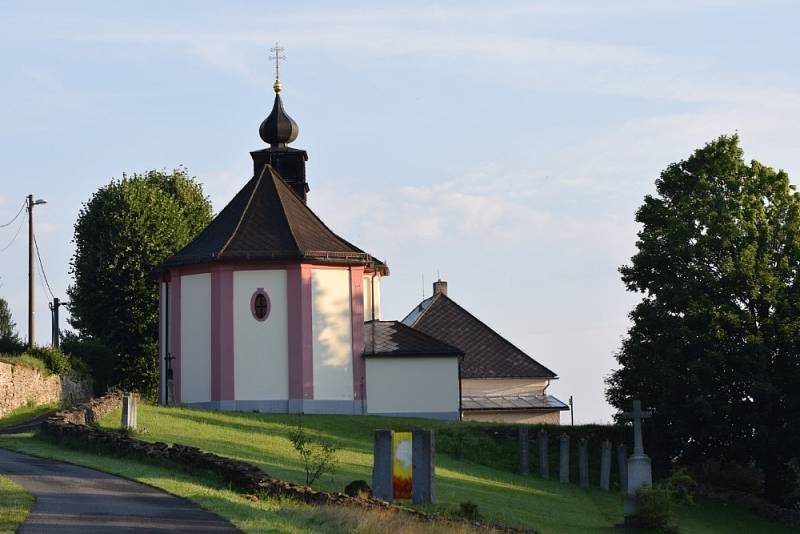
xmin=364 ymin=320 xmax=463 ymax=358
xmin=402 ymin=292 xmax=557 ymax=379
xmin=160 ymin=165 xmax=387 ymax=273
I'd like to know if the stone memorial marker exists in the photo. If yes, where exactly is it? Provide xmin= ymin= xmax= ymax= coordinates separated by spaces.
xmin=559 ymin=434 xmax=570 ymax=483
xmin=519 ymin=426 xmax=529 ymax=476
xmin=121 ymin=394 xmax=137 ymax=431
xmin=538 ymin=430 xmax=549 ymax=479
xmin=412 ymin=428 xmax=435 ymax=504
xmin=600 ymin=440 xmax=612 ymax=491
xmin=617 ymin=444 xmax=628 ymax=492
xmin=622 ymin=400 xmax=653 ymax=522
xmin=373 ymin=430 xmax=393 ymax=500
xmin=578 ymin=438 xmax=589 ymax=488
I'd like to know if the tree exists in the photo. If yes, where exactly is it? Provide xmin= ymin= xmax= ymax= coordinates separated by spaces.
xmin=0 ymin=296 xmax=16 ymax=339
xmin=607 ymin=135 xmax=800 ymax=506
xmin=68 ymin=168 xmax=212 ymax=399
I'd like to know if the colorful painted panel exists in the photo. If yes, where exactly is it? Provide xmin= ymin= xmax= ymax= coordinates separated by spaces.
xmin=392 ymin=431 xmax=413 ymax=499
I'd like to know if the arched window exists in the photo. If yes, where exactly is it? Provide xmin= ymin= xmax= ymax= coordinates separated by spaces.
xmin=250 ymin=288 xmax=271 ymax=322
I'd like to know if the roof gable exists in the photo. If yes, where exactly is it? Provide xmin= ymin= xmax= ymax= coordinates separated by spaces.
xmin=160 ymin=166 xmax=386 ymax=272
xmin=402 ymin=294 xmax=557 ymax=379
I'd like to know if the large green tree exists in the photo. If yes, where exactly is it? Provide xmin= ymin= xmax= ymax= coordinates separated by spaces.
xmin=68 ymin=168 xmax=212 ymax=398
xmin=607 ymin=135 xmax=800 ymax=505
xmin=0 ymin=296 xmax=17 ymax=340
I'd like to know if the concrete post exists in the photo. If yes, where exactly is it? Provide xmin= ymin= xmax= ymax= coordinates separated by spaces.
xmin=519 ymin=426 xmax=529 ymax=476
xmin=412 ymin=428 xmax=435 ymax=504
xmin=121 ymin=394 xmax=137 ymax=431
xmin=617 ymin=444 xmax=628 ymax=493
xmin=538 ymin=430 xmax=549 ymax=479
xmin=578 ymin=438 xmax=589 ymax=488
xmin=559 ymin=434 xmax=570 ymax=483
xmin=600 ymin=440 xmax=612 ymax=491
xmin=373 ymin=430 xmax=393 ymax=501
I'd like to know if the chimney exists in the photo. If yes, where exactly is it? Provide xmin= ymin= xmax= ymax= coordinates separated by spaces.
xmin=433 ymin=279 xmax=448 ymax=296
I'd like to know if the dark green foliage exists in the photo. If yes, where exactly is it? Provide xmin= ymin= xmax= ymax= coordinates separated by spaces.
xmin=0 ymin=297 xmax=17 ymax=340
xmin=607 ymin=135 xmax=800 ymax=506
xmin=27 ymin=346 xmax=71 ymax=375
xmin=0 ymin=334 xmax=25 ymax=355
xmin=67 ymin=168 xmax=212 ymax=399
xmin=61 ymin=333 xmax=115 ymax=395
xmin=695 ymin=459 xmax=764 ymax=495
xmin=453 ymin=501 xmax=483 ymax=522
xmin=633 ymin=485 xmax=677 ymax=531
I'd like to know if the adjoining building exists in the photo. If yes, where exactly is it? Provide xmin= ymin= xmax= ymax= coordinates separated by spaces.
xmin=403 ymin=280 xmax=568 ymax=424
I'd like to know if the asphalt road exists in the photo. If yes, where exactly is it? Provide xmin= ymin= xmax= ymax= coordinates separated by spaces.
xmin=0 ymin=448 xmax=240 ymax=533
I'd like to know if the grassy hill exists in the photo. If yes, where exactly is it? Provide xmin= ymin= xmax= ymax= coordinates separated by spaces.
xmin=73 ymin=404 xmax=791 ymax=534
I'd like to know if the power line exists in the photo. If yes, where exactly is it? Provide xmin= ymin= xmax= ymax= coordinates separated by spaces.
xmin=33 ymin=232 xmax=56 ymax=300
xmin=0 ymin=199 xmax=26 ymax=228
xmin=0 ymin=215 xmax=25 ymax=253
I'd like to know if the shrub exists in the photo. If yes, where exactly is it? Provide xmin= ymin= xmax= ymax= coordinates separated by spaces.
xmin=289 ymin=422 xmax=339 ymax=486
xmin=695 ymin=459 xmax=764 ymax=495
xmin=454 ymin=501 xmax=483 ymax=522
xmin=28 ymin=346 xmax=71 ymax=375
xmin=0 ymin=335 xmax=25 ymax=355
xmin=633 ymin=485 xmax=675 ymax=531
xmin=665 ymin=468 xmax=698 ymax=504
xmin=61 ymin=333 xmax=114 ymax=394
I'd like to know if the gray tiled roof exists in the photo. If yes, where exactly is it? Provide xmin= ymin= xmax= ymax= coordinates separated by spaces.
xmin=159 ymin=165 xmax=387 ymax=273
xmin=461 ymin=393 xmax=569 ymax=411
xmin=402 ymin=294 xmax=557 ymax=379
xmin=364 ymin=320 xmax=463 ymax=358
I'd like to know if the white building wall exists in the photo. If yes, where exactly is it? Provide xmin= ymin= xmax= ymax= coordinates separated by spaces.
xmin=233 ymin=270 xmax=289 ymax=400
xmin=365 ymin=357 xmax=460 ymax=415
xmin=362 ymin=274 xmax=382 ymax=321
xmin=311 ymin=268 xmax=353 ymax=400
xmin=180 ymin=273 xmax=211 ymax=403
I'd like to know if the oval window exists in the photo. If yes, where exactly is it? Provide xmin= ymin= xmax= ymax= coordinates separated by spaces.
xmin=250 ymin=288 xmax=271 ymax=322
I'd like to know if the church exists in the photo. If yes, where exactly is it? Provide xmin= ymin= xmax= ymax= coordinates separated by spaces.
xmin=157 ymin=67 xmax=566 ymax=423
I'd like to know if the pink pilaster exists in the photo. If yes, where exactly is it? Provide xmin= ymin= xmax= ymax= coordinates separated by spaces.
xmin=350 ymin=266 xmax=366 ymax=400
xmin=288 ymin=264 xmax=314 ymax=400
xmin=210 ymin=265 xmax=235 ymax=401
xmin=169 ymin=269 xmax=182 ymax=403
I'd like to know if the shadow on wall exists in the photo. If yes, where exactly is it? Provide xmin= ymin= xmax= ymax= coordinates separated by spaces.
xmin=311 ymin=272 xmax=352 ymax=369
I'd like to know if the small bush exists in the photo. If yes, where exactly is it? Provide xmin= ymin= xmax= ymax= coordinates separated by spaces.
xmin=633 ymin=485 xmax=674 ymax=531
xmin=61 ymin=333 xmax=113 ymax=394
xmin=453 ymin=501 xmax=483 ymax=522
xmin=695 ymin=459 xmax=764 ymax=495
xmin=665 ymin=468 xmax=698 ymax=504
xmin=28 ymin=346 xmax=71 ymax=375
xmin=289 ymin=422 xmax=339 ymax=486
xmin=0 ymin=335 xmax=25 ymax=355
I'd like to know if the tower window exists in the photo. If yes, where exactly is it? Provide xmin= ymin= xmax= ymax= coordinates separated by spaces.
xmin=250 ymin=289 xmax=271 ymax=322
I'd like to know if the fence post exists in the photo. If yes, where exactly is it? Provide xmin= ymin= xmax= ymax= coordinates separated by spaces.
xmin=559 ymin=434 xmax=570 ymax=483
xmin=519 ymin=426 xmax=529 ymax=476
xmin=578 ymin=438 xmax=589 ymax=488
xmin=617 ymin=443 xmax=628 ymax=493
xmin=538 ymin=430 xmax=549 ymax=479
xmin=600 ymin=440 xmax=612 ymax=491
xmin=373 ymin=430 xmax=393 ymax=500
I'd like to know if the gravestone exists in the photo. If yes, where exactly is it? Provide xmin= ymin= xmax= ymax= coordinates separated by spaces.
xmin=373 ymin=430 xmax=393 ymax=500
xmin=622 ymin=400 xmax=653 ymax=522
xmin=578 ymin=438 xmax=589 ymax=488
xmin=412 ymin=428 xmax=435 ymax=504
xmin=617 ymin=444 xmax=628 ymax=492
xmin=538 ymin=430 xmax=549 ymax=479
xmin=559 ymin=434 xmax=570 ymax=483
xmin=519 ymin=426 xmax=529 ymax=476
xmin=121 ymin=394 xmax=137 ymax=431
xmin=600 ymin=440 xmax=612 ymax=491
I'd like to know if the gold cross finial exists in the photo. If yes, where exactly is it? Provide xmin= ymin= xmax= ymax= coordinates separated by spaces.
xmin=269 ymin=42 xmax=286 ymax=93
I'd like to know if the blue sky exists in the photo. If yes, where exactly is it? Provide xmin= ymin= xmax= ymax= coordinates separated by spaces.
xmin=1 ymin=1 xmax=799 ymax=422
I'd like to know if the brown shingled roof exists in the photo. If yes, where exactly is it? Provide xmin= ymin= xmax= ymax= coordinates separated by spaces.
xmin=364 ymin=320 xmax=463 ymax=358
xmin=402 ymin=293 xmax=557 ymax=379
xmin=159 ymin=165 xmax=387 ymax=273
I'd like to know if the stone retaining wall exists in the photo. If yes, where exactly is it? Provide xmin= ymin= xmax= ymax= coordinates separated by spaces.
xmin=0 ymin=360 xmax=91 ymax=418
xmin=41 ymin=395 xmax=525 ymax=533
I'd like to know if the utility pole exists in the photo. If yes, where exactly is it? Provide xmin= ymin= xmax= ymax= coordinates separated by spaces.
xmin=49 ymin=297 xmax=61 ymax=348
xmin=569 ymin=395 xmax=574 ymax=426
xmin=27 ymin=194 xmax=47 ymax=349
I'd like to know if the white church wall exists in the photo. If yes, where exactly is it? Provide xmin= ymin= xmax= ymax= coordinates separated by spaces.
xmin=233 ymin=269 xmax=289 ymax=400
xmin=311 ymin=268 xmax=353 ymax=400
xmin=365 ymin=356 xmax=460 ymax=419
xmin=362 ymin=274 xmax=382 ymax=321
xmin=180 ymin=273 xmax=211 ymax=404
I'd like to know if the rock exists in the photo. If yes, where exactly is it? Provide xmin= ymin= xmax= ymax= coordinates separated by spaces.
xmin=344 ymin=480 xmax=373 ymax=500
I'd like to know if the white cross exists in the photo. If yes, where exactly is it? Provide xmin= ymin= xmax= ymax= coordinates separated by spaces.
xmin=622 ymin=400 xmax=652 ymax=456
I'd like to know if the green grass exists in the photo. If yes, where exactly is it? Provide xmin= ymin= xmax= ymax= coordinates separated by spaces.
xmin=0 ymin=473 xmax=34 ymax=533
xmin=0 ymin=403 xmax=58 ymax=430
xmin=0 ymin=433 xmax=485 ymax=534
xmin=83 ymin=404 xmax=793 ymax=534
xmin=0 ymin=354 xmax=49 ymax=376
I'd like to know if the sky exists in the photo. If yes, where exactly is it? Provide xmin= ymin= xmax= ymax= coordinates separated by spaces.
xmin=1 ymin=1 xmax=799 ymax=423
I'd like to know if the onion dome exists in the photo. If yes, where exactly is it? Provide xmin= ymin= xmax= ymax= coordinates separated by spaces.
xmin=259 ymin=81 xmax=299 ymax=147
